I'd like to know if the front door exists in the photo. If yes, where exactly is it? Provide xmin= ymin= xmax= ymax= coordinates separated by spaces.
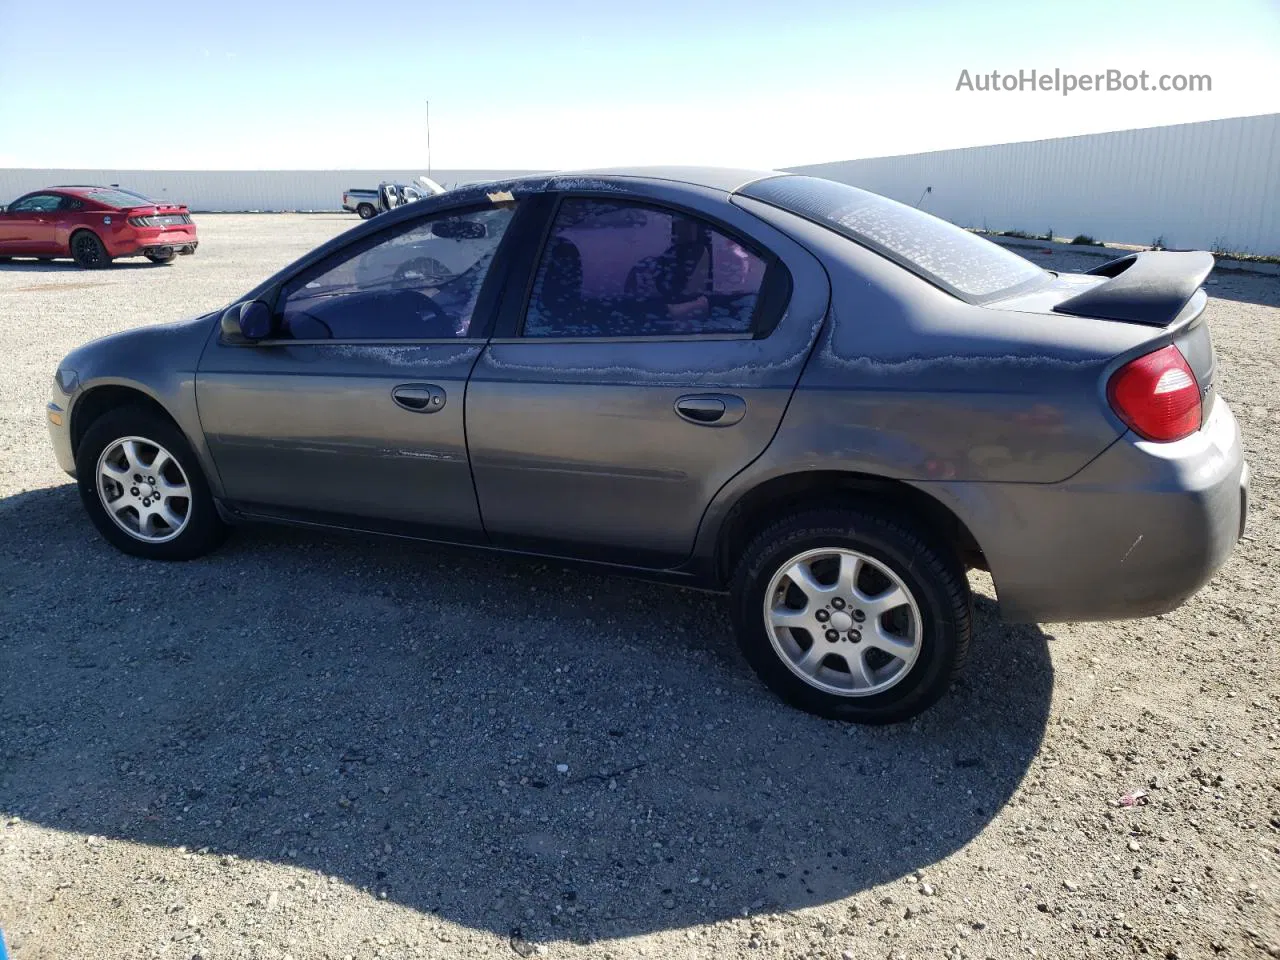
xmin=466 ymin=192 xmax=830 ymax=568
xmin=196 ymin=201 xmax=520 ymax=540
xmin=0 ymin=193 xmax=61 ymax=254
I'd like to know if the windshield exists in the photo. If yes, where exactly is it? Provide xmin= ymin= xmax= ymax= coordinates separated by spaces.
xmin=741 ymin=175 xmax=1047 ymax=302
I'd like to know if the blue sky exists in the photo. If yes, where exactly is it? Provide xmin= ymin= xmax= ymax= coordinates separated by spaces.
xmin=1 ymin=0 xmax=1278 ymax=169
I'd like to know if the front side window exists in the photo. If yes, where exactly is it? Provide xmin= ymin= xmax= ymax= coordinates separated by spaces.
xmin=277 ymin=204 xmax=516 ymax=340
xmin=523 ymin=198 xmax=768 ymax=338
xmin=9 ymin=194 xmax=63 ymax=213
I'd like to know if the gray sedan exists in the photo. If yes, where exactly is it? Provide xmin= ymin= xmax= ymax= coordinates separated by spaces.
xmin=46 ymin=168 xmax=1249 ymax=723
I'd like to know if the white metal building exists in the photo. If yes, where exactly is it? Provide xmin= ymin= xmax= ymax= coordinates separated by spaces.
xmin=2 ymin=114 xmax=1277 ymax=254
xmin=788 ymin=113 xmax=1280 ymax=256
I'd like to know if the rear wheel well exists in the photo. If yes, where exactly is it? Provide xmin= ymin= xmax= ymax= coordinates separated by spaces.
xmin=70 ymin=386 xmax=176 ymax=459
xmin=714 ymin=471 xmax=986 ymax=586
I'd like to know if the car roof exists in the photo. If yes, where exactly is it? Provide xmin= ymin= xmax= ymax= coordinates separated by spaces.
xmin=507 ymin=166 xmax=784 ymax=195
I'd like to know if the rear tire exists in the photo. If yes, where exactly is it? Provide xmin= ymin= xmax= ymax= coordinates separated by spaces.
xmin=730 ymin=506 xmax=972 ymax=723
xmin=70 ymin=231 xmax=109 ymax=269
xmin=356 ymin=203 xmax=376 ymax=220
xmin=145 ymin=249 xmax=176 ymax=264
xmin=76 ymin=405 xmax=227 ymax=560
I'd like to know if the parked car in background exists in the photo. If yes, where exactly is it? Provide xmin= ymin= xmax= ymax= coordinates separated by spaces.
xmin=343 ymin=177 xmax=447 ymax=219
xmin=46 ymin=168 xmax=1248 ymax=723
xmin=0 ymin=186 xmax=197 ymax=269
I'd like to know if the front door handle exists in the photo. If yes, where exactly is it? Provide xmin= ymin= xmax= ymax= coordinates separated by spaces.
xmin=392 ymin=383 xmax=446 ymax=413
xmin=674 ymin=394 xmax=745 ymax=427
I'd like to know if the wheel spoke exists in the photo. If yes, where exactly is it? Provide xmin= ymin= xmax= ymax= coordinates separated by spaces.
xmin=863 ymin=585 xmax=909 ymax=619
xmin=150 ymin=449 xmax=171 ymax=476
xmin=120 ymin=440 xmax=143 ymax=473
xmin=842 ymin=649 xmax=874 ymax=690
xmin=157 ymin=477 xmax=189 ymax=498
xmin=793 ymin=642 xmax=827 ymax=677
xmin=835 ymin=553 xmax=861 ymax=597
xmin=769 ymin=606 xmax=813 ymax=632
xmin=865 ymin=621 xmax=916 ymax=659
xmin=783 ymin=561 xmax=828 ymax=602
xmin=160 ymin=503 xmax=185 ymax=529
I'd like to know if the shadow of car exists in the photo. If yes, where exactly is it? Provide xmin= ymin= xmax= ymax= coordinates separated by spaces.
xmin=0 ymin=484 xmax=1053 ymax=941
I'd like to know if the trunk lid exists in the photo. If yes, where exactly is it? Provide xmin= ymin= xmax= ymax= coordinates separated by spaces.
xmin=992 ymin=250 xmax=1218 ymax=422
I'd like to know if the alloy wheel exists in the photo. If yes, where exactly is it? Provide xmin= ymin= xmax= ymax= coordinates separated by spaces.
xmin=95 ymin=436 xmax=192 ymax=543
xmin=763 ymin=547 xmax=922 ymax=697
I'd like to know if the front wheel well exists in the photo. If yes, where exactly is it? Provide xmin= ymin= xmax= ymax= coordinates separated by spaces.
xmin=70 ymin=386 xmax=177 ymax=458
xmin=713 ymin=471 xmax=986 ymax=586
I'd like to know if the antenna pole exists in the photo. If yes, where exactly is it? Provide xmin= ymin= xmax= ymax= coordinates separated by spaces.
xmin=426 ymin=100 xmax=432 ymax=179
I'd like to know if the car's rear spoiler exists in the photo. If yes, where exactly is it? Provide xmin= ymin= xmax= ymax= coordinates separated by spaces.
xmin=1052 ymin=250 xmax=1214 ymax=327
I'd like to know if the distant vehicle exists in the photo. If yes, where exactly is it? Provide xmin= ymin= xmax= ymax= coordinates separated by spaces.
xmin=45 ymin=168 xmax=1247 ymax=723
xmin=343 ymin=177 xmax=447 ymax=219
xmin=0 ymin=186 xmax=197 ymax=269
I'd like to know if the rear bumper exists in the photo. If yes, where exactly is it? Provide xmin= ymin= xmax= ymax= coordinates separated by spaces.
xmin=104 ymin=228 xmax=199 ymax=258
xmin=933 ymin=398 xmax=1247 ymax=622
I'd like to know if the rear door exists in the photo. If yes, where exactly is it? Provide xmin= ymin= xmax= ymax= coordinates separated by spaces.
xmin=196 ymin=199 xmax=524 ymax=540
xmin=466 ymin=186 xmax=830 ymax=568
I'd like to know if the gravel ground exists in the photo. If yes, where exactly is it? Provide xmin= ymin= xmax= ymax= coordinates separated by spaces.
xmin=1 ymin=216 xmax=1277 ymax=960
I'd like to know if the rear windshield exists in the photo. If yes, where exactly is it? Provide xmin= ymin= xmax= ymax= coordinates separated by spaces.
xmin=741 ymin=175 xmax=1047 ymax=302
xmin=78 ymin=187 xmax=158 ymax=208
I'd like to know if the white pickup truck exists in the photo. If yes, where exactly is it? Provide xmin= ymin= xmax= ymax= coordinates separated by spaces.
xmin=342 ymin=177 xmax=447 ymax=219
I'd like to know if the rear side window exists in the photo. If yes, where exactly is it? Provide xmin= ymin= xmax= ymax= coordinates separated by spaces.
xmin=741 ymin=175 xmax=1046 ymax=302
xmin=522 ymin=198 xmax=768 ymax=338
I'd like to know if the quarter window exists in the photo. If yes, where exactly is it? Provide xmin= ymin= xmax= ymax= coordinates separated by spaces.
xmin=522 ymin=198 xmax=768 ymax=338
xmin=277 ymin=204 xmax=516 ymax=340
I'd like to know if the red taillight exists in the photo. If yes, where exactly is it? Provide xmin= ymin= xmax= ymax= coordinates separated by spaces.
xmin=1106 ymin=344 xmax=1202 ymax=442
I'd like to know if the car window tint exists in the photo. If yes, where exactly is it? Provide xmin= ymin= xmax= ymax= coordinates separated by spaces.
xmin=9 ymin=194 xmax=62 ymax=213
xmin=523 ymin=198 xmax=767 ymax=338
xmin=60 ymin=196 xmax=84 ymax=211
xmin=278 ymin=204 xmax=516 ymax=341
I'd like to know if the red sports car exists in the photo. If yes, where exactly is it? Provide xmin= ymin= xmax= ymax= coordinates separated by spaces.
xmin=0 ymin=185 xmax=198 ymax=269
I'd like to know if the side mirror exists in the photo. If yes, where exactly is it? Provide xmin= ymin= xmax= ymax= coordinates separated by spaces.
xmin=220 ymin=300 xmax=274 ymax=342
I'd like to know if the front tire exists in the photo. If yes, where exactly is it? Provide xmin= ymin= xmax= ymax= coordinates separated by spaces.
xmin=356 ymin=203 xmax=376 ymax=220
xmin=76 ymin=406 xmax=227 ymax=560
xmin=70 ymin=231 xmax=109 ymax=269
xmin=730 ymin=506 xmax=971 ymax=723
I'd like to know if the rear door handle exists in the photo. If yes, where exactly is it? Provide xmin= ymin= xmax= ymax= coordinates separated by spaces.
xmin=674 ymin=394 xmax=745 ymax=427
xmin=392 ymin=383 xmax=446 ymax=412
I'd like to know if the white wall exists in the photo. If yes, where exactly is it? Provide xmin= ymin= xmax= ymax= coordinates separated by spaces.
xmin=4 ymin=114 xmax=1278 ymax=253
xmin=0 ymin=169 xmax=536 ymax=213
xmin=788 ymin=113 xmax=1280 ymax=256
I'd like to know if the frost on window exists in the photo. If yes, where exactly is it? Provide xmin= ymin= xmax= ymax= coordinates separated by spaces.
xmin=743 ymin=176 xmax=1044 ymax=301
